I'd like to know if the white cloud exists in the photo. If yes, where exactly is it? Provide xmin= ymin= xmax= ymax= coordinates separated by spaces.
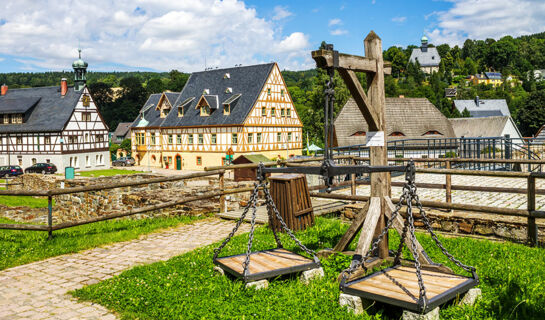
xmin=272 ymin=6 xmax=292 ymax=20
xmin=330 ymin=29 xmax=348 ymax=36
xmin=0 ymin=58 xmax=4 ymax=62
xmin=0 ymin=0 xmax=312 ymax=71
xmin=391 ymin=16 xmax=406 ymax=23
xmin=329 ymin=18 xmax=342 ymax=26
xmin=429 ymin=0 xmax=545 ymax=45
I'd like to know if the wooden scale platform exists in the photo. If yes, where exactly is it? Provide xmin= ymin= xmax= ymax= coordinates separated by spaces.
xmin=214 ymin=248 xmax=320 ymax=282
xmin=342 ymin=265 xmax=478 ymax=313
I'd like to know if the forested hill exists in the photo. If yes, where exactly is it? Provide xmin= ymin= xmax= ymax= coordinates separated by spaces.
xmin=1 ymin=31 xmax=545 ymax=139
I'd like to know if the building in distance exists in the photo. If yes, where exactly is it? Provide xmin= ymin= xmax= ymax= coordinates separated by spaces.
xmin=408 ymin=36 xmax=441 ymax=74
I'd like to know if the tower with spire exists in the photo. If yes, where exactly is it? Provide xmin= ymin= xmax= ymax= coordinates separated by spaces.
xmin=72 ymin=49 xmax=88 ymax=91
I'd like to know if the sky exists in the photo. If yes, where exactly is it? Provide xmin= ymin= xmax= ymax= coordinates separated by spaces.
xmin=0 ymin=0 xmax=545 ymax=73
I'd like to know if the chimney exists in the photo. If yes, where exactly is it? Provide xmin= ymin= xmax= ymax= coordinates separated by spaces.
xmin=1 ymin=84 xmax=7 ymax=96
xmin=475 ymin=95 xmax=479 ymax=106
xmin=61 ymin=78 xmax=68 ymax=96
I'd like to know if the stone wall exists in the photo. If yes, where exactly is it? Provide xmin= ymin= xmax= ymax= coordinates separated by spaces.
xmin=341 ymin=203 xmax=544 ymax=243
xmin=1 ymin=173 xmax=251 ymax=224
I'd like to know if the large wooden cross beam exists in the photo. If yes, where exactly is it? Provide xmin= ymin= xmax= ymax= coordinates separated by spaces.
xmin=311 ymin=31 xmax=429 ymax=264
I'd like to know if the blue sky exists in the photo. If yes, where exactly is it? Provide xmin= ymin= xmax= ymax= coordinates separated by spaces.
xmin=0 ymin=0 xmax=544 ymax=73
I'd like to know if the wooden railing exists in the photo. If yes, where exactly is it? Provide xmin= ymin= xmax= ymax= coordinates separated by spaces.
xmin=0 ymin=156 xmax=543 ymax=246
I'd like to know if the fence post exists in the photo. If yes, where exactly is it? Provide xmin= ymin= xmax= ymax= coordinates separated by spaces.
xmin=445 ymin=160 xmax=452 ymax=205
xmin=219 ymin=172 xmax=226 ymax=213
xmin=47 ymin=195 xmax=53 ymax=240
xmin=351 ymin=158 xmax=356 ymax=196
xmin=527 ymin=175 xmax=538 ymax=246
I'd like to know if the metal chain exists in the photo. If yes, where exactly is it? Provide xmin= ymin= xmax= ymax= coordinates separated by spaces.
xmin=262 ymin=182 xmax=318 ymax=259
xmin=413 ymin=193 xmax=477 ymax=276
xmin=406 ymin=183 xmax=427 ymax=310
xmin=242 ymin=184 xmax=259 ymax=277
xmin=213 ymin=182 xmax=261 ymax=261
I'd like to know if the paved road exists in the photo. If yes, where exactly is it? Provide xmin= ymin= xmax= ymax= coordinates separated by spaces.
xmin=0 ymin=219 xmax=250 ymax=320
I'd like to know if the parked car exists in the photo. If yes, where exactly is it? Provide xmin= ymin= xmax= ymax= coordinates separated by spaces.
xmin=112 ymin=157 xmax=135 ymax=167
xmin=0 ymin=165 xmax=24 ymax=177
xmin=24 ymin=163 xmax=57 ymax=174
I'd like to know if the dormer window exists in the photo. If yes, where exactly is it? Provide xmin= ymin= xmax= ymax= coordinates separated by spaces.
xmin=423 ymin=130 xmax=442 ymax=136
xmin=224 ymin=73 xmax=230 ymax=79
xmin=201 ymin=105 xmax=210 ymax=116
xmin=389 ymin=131 xmax=405 ymax=137
xmin=225 ymin=87 xmax=232 ymax=93
xmin=161 ymin=106 xmax=171 ymax=118
xmin=178 ymin=106 xmax=184 ymax=117
xmin=223 ymin=104 xmax=230 ymax=115
xmin=203 ymin=89 xmax=210 ymax=94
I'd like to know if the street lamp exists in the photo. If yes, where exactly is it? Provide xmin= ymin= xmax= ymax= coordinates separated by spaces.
xmin=59 ymin=137 xmax=64 ymax=169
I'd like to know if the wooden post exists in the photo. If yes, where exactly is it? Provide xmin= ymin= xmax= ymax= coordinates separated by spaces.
xmin=351 ymin=158 xmax=357 ymax=196
xmin=445 ymin=160 xmax=452 ymax=204
xmin=527 ymin=175 xmax=537 ymax=246
xmin=365 ymin=32 xmax=389 ymax=259
xmin=219 ymin=172 xmax=226 ymax=213
xmin=47 ymin=195 xmax=53 ymax=240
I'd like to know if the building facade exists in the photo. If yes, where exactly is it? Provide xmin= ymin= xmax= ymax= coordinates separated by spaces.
xmin=409 ymin=36 xmax=441 ymax=74
xmin=130 ymin=63 xmax=303 ymax=171
xmin=467 ymin=72 xmax=503 ymax=87
xmin=0 ymin=51 xmax=110 ymax=171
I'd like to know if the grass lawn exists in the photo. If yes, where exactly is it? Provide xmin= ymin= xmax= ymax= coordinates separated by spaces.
xmin=78 ymin=169 xmax=144 ymax=177
xmin=0 ymin=195 xmax=50 ymax=208
xmin=0 ymin=215 xmax=206 ymax=271
xmin=73 ymin=217 xmax=545 ymax=320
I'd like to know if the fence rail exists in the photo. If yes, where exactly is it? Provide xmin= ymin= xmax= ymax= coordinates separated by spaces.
xmin=0 ymin=156 xmax=543 ymax=246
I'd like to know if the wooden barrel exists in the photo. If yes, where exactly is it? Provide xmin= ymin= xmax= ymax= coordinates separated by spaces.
xmin=269 ymin=174 xmax=314 ymax=232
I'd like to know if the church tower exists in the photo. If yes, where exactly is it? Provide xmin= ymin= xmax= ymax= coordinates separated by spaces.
xmin=72 ymin=49 xmax=88 ymax=91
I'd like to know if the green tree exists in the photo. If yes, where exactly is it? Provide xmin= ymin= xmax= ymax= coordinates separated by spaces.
xmin=146 ymin=78 xmax=165 ymax=94
xmin=462 ymin=107 xmax=471 ymax=117
xmin=167 ymin=70 xmax=189 ymax=91
xmin=517 ymin=90 xmax=545 ymax=136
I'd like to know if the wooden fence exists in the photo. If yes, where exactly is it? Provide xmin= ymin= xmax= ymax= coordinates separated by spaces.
xmin=0 ymin=156 xmax=543 ymax=246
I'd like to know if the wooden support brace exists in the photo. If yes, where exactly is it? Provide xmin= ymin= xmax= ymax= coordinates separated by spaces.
xmin=311 ymin=50 xmax=392 ymax=74
xmin=355 ymin=197 xmax=382 ymax=256
xmin=338 ymin=69 xmax=381 ymax=129
xmin=333 ymin=201 xmax=370 ymax=252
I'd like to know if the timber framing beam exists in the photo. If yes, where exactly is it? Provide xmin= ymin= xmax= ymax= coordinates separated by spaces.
xmin=311 ymin=50 xmax=392 ymax=74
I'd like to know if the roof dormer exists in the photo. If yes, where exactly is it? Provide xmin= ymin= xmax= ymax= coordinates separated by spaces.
xmin=196 ymin=95 xmax=218 ymax=116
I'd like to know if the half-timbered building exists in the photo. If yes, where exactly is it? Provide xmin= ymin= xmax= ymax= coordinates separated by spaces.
xmin=0 ymin=51 xmax=110 ymax=171
xmin=130 ymin=63 xmax=303 ymax=170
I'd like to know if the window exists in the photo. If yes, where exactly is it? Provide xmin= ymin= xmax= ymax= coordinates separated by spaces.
xmin=177 ymin=134 xmax=182 ymax=144
xmin=151 ymin=133 xmax=156 ymax=145
xmin=44 ymin=136 xmax=51 ymax=144
xmin=82 ymin=112 xmax=91 ymax=122
xmin=11 ymin=114 xmax=23 ymax=124
xmin=85 ymin=133 xmax=89 ymax=142
xmin=223 ymin=104 xmax=230 ymax=115
xmin=281 ymin=108 xmax=285 ymax=117
xmin=198 ymin=134 xmax=204 ymax=145
xmin=351 ymin=131 xmax=366 ymax=137
xmin=74 ymin=157 xmax=79 ymax=168
xmin=267 ymin=88 xmax=271 ymax=95
xmin=95 ymin=134 xmax=104 ymax=142
xmin=196 ymin=156 xmax=202 ymax=166
xmin=248 ymin=133 xmax=253 ymax=144
xmin=423 ymin=130 xmax=443 ymax=136
xmin=32 ymin=158 xmax=37 ymax=165
xmin=211 ymin=134 xmax=217 ymax=145
xmin=168 ymin=134 xmax=173 ymax=144
xmin=281 ymin=89 xmax=285 ymax=97
xmin=46 ymin=159 xmax=50 ymax=163
xmin=287 ymin=108 xmax=291 ymax=117
xmin=136 ymin=133 xmax=145 ymax=145
xmin=100 ymin=155 xmax=103 ymax=165
xmin=96 ymin=155 xmax=99 ymax=164
xmin=262 ymin=107 xmax=267 ymax=117
xmin=271 ymin=108 xmax=276 ymax=117
xmin=288 ymin=132 xmax=292 ymax=142
xmin=389 ymin=132 xmax=405 ymax=137
xmin=200 ymin=105 xmax=210 ymax=116
xmin=86 ymin=156 xmax=90 ymax=167
xmin=16 ymin=137 xmax=22 ymax=144
xmin=277 ymin=132 xmax=282 ymax=142
xmin=257 ymin=133 xmax=262 ymax=143
xmin=232 ymin=133 xmax=238 ymax=145
xmin=178 ymin=107 xmax=184 ymax=117
xmin=188 ymin=134 xmax=194 ymax=144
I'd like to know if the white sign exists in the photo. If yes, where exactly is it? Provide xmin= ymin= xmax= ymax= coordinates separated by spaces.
xmin=366 ymin=131 xmax=385 ymax=147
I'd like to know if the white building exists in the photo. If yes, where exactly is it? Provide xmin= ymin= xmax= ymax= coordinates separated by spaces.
xmin=409 ymin=36 xmax=441 ymax=74
xmin=0 ymin=51 xmax=110 ymax=171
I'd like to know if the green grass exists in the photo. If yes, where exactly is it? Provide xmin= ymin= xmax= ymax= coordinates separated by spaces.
xmin=72 ymin=218 xmax=545 ymax=320
xmin=78 ymin=169 xmax=144 ymax=177
xmin=0 ymin=215 xmax=206 ymax=271
xmin=0 ymin=195 xmax=50 ymax=208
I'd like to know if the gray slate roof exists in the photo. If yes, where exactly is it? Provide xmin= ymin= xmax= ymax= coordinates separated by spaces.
xmin=409 ymin=46 xmax=441 ymax=67
xmin=0 ymin=86 xmax=81 ymax=133
xmin=453 ymin=99 xmax=510 ymax=117
xmin=113 ymin=122 xmax=132 ymax=141
xmin=334 ymin=98 xmax=455 ymax=147
xmin=450 ymin=116 xmax=511 ymax=137
xmin=131 ymin=63 xmax=275 ymax=128
xmin=0 ymin=97 xmax=40 ymax=114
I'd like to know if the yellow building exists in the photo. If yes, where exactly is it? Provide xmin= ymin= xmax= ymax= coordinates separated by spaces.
xmin=130 ymin=63 xmax=303 ymax=171
xmin=468 ymin=72 xmax=503 ymax=87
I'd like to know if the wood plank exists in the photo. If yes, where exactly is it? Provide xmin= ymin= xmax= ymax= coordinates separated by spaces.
xmin=360 ymin=274 xmax=445 ymax=296
xmin=355 ymin=197 xmax=382 ymax=256
xmin=333 ymin=201 xmax=370 ymax=252
xmin=217 ymin=249 xmax=313 ymax=275
xmin=338 ymin=69 xmax=379 ymax=129
xmin=311 ymin=50 xmax=392 ymax=74
xmin=383 ymin=196 xmax=433 ymax=265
